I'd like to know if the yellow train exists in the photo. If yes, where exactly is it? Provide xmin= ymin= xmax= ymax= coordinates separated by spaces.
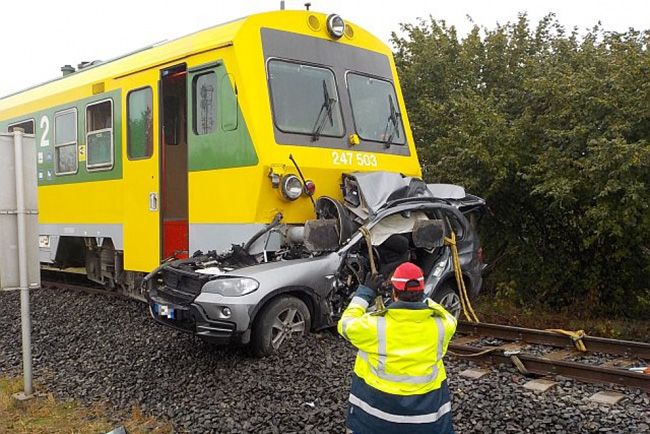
xmin=0 ymin=10 xmax=422 ymax=297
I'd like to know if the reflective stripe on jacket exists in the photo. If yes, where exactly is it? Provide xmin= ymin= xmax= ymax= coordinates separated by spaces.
xmin=337 ymin=286 xmax=457 ymax=433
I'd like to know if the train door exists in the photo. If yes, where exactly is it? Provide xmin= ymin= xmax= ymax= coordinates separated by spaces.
xmin=122 ymin=78 xmax=161 ymax=274
xmin=160 ymin=65 xmax=189 ymax=259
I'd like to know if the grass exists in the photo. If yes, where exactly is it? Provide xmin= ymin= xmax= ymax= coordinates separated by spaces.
xmin=0 ymin=377 xmax=173 ymax=434
xmin=472 ymin=292 xmax=650 ymax=342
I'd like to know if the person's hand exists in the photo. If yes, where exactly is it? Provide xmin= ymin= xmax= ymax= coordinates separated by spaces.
xmin=354 ymin=274 xmax=384 ymax=305
xmin=363 ymin=273 xmax=385 ymax=292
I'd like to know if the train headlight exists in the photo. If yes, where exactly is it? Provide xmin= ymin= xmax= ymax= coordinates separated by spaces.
xmin=204 ymin=278 xmax=259 ymax=297
xmin=281 ymin=174 xmax=303 ymax=200
xmin=326 ymin=14 xmax=345 ymax=39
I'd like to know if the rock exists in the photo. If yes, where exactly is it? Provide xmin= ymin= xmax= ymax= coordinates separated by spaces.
xmin=1 ymin=288 xmax=650 ymax=434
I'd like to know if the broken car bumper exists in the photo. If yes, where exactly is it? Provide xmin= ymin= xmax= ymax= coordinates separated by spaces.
xmin=148 ymin=293 xmax=252 ymax=345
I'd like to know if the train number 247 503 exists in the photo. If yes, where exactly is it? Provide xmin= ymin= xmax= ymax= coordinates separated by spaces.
xmin=331 ymin=151 xmax=378 ymax=167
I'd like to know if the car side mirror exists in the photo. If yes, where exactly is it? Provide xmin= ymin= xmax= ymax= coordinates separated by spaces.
xmin=304 ymin=219 xmax=340 ymax=252
xmin=412 ymin=219 xmax=446 ymax=249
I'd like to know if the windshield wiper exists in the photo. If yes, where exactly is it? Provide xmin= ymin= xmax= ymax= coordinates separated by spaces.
xmin=382 ymin=94 xmax=401 ymax=146
xmin=311 ymin=80 xmax=336 ymax=142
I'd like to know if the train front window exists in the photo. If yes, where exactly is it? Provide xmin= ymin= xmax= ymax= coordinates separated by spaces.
xmin=268 ymin=60 xmax=344 ymax=139
xmin=347 ymin=73 xmax=405 ymax=145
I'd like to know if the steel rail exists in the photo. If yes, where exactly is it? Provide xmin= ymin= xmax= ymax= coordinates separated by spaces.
xmin=449 ymin=343 xmax=650 ymax=392
xmin=40 ymin=269 xmax=147 ymax=301
xmin=41 ymin=280 xmax=111 ymax=296
xmin=41 ymin=277 xmax=141 ymax=301
xmin=456 ymin=321 xmax=650 ymax=360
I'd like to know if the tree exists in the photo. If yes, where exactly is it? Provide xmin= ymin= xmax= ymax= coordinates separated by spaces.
xmin=393 ymin=14 xmax=650 ymax=317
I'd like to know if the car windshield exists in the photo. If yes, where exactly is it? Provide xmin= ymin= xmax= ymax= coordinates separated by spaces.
xmin=347 ymin=73 xmax=405 ymax=145
xmin=268 ymin=60 xmax=344 ymax=139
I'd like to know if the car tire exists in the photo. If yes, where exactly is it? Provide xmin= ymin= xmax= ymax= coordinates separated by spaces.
xmin=433 ymin=284 xmax=462 ymax=319
xmin=251 ymin=296 xmax=311 ymax=357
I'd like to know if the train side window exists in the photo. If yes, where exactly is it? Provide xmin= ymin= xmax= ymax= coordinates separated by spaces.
xmin=54 ymin=108 xmax=78 ymax=175
xmin=127 ymin=87 xmax=153 ymax=159
xmin=8 ymin=119 xmax=35 ymax=134
xmin=86 ymin=99 xmax=114 ymax=170
xmin=192 ymin=72 xmax=217 ymax=135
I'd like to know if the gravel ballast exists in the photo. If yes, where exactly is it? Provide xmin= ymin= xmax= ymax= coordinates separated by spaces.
xmin=1 ymin=287 xmax=648 ymax=433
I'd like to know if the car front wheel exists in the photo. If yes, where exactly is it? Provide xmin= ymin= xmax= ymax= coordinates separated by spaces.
xmin=251 ymin=296 xmax=311 ymax=357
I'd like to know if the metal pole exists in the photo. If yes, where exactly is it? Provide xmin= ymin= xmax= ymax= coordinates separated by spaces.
xmin=13 ymin=129 xmax=32 ymax=396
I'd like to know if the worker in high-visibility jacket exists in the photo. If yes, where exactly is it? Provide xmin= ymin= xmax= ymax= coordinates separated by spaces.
xmin=338 ymin=262 xmax=458 ymax=434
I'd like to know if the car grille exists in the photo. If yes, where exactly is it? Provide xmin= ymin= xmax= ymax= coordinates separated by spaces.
xmin=156 ymin=266 xmax=214 ymax=306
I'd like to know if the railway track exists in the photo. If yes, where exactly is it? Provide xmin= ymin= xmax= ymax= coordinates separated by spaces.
xmin=41 ymin=280 xmax=122 ymax=300
xmin=450 ymin=321 xmax=650 ymax=392
xmin=41 ymin=270 xmax=145 ymax=301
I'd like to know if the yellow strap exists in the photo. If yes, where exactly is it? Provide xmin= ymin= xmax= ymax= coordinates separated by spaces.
xmin=448 ymin=347 xmax=497 ymax=357
xmin=545 ymin=328 xmax=588 ymax=352
xmin=444 ymin=232 xmax=480 ymax=323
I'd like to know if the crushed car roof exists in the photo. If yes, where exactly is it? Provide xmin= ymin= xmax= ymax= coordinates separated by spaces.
xmin=343 ymin=172 xmax=432 ymax=220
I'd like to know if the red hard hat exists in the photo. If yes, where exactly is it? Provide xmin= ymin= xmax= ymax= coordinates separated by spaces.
xmin=391 ymin=262 xmax=425 ymax=292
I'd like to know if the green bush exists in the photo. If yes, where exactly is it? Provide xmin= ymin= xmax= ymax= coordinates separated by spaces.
xmin=393 ymin=14 xmax=650 ymax=317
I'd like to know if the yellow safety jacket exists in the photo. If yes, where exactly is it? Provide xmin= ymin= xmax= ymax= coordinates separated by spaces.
xmin=338 ymin=294 xmax=457 ymax=396
xmin=338 ymin=287 xmax=458 ymax=433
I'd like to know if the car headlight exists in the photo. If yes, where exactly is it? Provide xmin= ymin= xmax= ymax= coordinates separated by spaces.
xmin=281 ymin=174 xmax=303 ymax=201
xmin=203 ymin=278 xmax=260 ymax=297
xmin=326 ymin=14 xmax=345 ymax=39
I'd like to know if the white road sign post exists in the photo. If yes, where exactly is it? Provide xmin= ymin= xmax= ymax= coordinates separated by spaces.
xmin=0 ymin=129 xmax=40 ymax=398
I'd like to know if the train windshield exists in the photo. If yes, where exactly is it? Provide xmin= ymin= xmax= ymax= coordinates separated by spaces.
xmin=268 ymin=60 xmax=344 ymax=139
xmin=347 ymin=73 xmax=405 ymax=145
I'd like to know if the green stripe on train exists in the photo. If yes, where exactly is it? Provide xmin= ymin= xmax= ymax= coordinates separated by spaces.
xmin=0 ymin=89 xmax=123 ymax=186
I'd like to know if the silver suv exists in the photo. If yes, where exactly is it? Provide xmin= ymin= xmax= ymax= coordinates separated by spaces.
xmin=147 ymin=172 xmax=485 ymax=356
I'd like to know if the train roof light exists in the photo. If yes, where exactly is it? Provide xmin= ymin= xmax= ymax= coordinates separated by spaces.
xmin=326 ymin=14 xmax=345 ymax=39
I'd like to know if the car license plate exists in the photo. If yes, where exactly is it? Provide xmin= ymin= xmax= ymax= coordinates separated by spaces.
xmin=154 ymin=303 xmax=175 ymax=319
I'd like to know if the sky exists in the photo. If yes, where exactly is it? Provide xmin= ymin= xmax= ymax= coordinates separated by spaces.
xmin=0 ymin=0 xmax=648 ymax=97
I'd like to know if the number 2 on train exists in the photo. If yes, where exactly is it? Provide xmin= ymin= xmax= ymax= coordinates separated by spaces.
xmin=40 ymin=115 xmax=50 ymax=147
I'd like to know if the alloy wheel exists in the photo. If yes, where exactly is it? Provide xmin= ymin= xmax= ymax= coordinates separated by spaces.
xmin=270 ymin=307 xmax=306 ymax=349
xmin=439 ymin=291 xmax=462 ymax=319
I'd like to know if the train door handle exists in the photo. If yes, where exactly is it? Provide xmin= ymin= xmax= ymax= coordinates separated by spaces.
xmin=149 ymin=192 xmax=158 ymax=211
